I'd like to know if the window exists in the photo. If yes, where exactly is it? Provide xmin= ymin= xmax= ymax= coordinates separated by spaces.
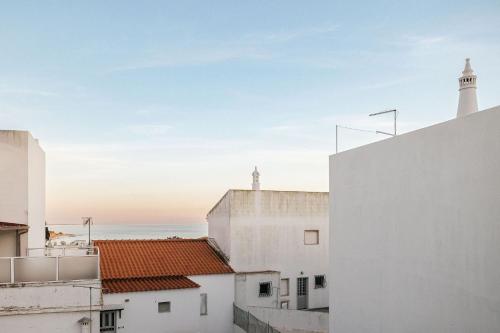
xmin=200 ymin=293 xmax=208 ymax=315
xmin=100 ymin=311 xmax=116 ymax=332
xmin=158 ymin=301 xmax=171 ymax=313
xmin=280 ymin=301 xmax=289 ymax=309
xmin=259 ymin=282 xmax=272 ymax=297
xmin=304 ymin=230 xmax=319 ymax=245
xmin=314 ymin=275 xmax=326 ymax=288
xmin=280 ymin=278 xmax=289 ymax=296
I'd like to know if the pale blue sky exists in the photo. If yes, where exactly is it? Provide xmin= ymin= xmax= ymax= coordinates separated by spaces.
xmin=1 ymin=1 xmax=499 ymax=224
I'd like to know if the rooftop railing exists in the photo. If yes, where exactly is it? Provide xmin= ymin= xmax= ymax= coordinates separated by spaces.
xmin=0 ymin=247 xmax=99 ymax=284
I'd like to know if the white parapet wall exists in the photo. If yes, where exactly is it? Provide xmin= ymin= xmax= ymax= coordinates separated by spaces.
xmin=248 ymin=306 xmax=328 ymax=333
xmin=329 ymin=106 xmax=500 ymax=333
xmin=0 ymin=280 xmax=101 ymax=333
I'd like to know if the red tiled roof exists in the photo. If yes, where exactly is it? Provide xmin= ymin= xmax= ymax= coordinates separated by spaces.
xmin=103 ymin=276 xmax=199 ymax=294
xmin=95 ymin=239 xmax=233 ymax=282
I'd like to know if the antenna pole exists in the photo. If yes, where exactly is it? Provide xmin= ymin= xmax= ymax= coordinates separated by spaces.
xmin=82 ymin=217 xmax=93 ymax=247
xmin=335 ymin=125 xmax=338 ymax=153
xmin=369 ymin=109 xmax=397 ymax=137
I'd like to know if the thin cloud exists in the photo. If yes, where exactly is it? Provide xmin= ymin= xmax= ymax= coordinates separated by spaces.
xmin=110 ymin=47 xmax=272 ymax=72
xmin=245 ymin=23 xmax=339 ymax=43
xmin=0 ymin=88 xmax=59 ymax=97
xmin=127 ymin=124 xmax=173 ymax=136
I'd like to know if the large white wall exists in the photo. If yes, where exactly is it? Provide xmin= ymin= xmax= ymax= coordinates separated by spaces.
xmin=0 ymin=280 xmax=101 ymax=332
xmin=189 ymin=274 xmax=235 ymax=333
xmin=208 ymin=190 xmax=329 ymax=310
xmin=0 ymin=131 xmax=29 ymax=225
xmin=0 ymin=310 xmax=100 ymax=333
xmin=0 ymin=131 xmax=45 ymax=250
xmin=104 ymin=287 xmax=200 ymax=333
xmin=27 ymin=135 xmax=46 ymax=249
xmin=329 ymin=106 xmax=500 ymax=333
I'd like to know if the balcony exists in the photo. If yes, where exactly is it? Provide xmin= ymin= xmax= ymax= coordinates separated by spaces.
xmin=0 ymin=247 xmax=99 ymax=284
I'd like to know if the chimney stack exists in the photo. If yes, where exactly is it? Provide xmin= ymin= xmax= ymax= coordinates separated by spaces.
xmin=252 ymin=166 xmax=260 ymax=191
xmin=457 ymin=58 xmax=478 ymax=118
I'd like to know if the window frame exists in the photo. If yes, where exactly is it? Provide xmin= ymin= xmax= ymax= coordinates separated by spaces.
xmin=200 ymin=293 xmax=208 ymax=316
xmin=314 ymin=275 xmax=326 ymax=289
xmin=280 ymin=278 xmax=290 ymax=296
xmin=259 ymin=281 xmax=272 ymax=297
xmin=304 ymin=230 xmax=319 ymax=245
xmin=280 ymin=300 xmax=289 ymax=309
xmin=158 ymin=301 xmax=171 ymax=313
xmin=99 ymin=310 xmax=117 ymax=332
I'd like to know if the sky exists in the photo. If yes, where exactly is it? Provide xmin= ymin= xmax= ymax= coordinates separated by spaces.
xmin=0 ymin=1 xmax=499 ymax=225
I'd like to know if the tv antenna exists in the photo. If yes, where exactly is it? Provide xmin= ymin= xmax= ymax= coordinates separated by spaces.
xmin=82 ymin=217 xmax=93 ymax=246
xmin=369 ymin=109 xmax=398 ymax=136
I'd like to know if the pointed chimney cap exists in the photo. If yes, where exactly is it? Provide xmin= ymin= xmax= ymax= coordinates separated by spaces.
xmin=462 ymin=58 xmax=474 ymax=75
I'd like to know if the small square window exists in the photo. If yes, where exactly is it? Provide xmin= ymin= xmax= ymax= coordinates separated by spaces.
xmin=280 ymin=278 xmax=289 ymax=296
xmin=158 ymin=301 xmax=171 ymax=313
xmin=280 ymin=301 xmax=289 ymax=309
xmin=314 ymin=275 xmax=326 ymax=289
xmin=200 ymin=293 xmax=208 ymax=316
xmin=304 ymin=230 xmax=319 ymax=245
xmin=259 ymin=282 xmax=272 ymax=297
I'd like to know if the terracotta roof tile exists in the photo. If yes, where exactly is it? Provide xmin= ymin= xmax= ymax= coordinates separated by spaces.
xmin=95 ymin=239 xmax=234 ymax=280
xmin=103 ymin=276 xmax=199 ymax=294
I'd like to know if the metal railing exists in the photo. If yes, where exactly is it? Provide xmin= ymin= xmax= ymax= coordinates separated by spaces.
xmin=0 ymin=247 xmax=99 ymax=284
xmin=234 ymin=304 xmax=282 ymax=333
xmin=27 ymin=246 xmax=97 ymax=257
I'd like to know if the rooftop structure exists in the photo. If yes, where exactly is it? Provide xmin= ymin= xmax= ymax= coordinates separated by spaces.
xmin=208 ymin=186 xmax=329 ymax=311
xmin=95 ymin=238 xmax=233 ymax=293
xmin=96 ymin=238 xmax=235 ymax=333
xmin=0 ymin=130 xmax=45 ymax=253
xmin=457 ymin=58 xmax=479 ymax=117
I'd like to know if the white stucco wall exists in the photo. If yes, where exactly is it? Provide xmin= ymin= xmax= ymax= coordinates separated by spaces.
xmin=189 ymin=274 xmax=235 ymax=333
xmin=0 ymin=131 xmax=29 ymax=225
xmin=27 ymin=135 xmax=46 ymax=249
xmin=104 ymin=287 xmax=200 ymax=333
xmin=208 ymin=190 xmax=329 ymax=310
xmin=329 ymin=106 xmax=500 ymax=333
xmin=0 ymin=131 xmax=45 ymax=250
xmin=0 ymin=310 xmax=100 ymax=333
xmin=248 ymin=306 xmax=329 ymax=333
xmin=235 ymin=272 xmax=281 ymax=309
xmin=207 ymin=191 xmax=232 ymax=259
xmin=0 ymin=280 xmax=101 ymax=332
xmin=0 ymin=230 xmax=17 ymax=257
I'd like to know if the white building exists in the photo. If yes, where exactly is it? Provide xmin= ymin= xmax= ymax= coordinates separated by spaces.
xmin=0 ymin=130 xmax=46 ymax=252
xmin=1 ymin=130 xmax=102 ymax=333
xmin=95 ymin=239 xmax=235 ymax=333
xmin=207 ymin=171 xmax=329 ymax=311
xmin=329 ymin=59 xmax=500 ymax=332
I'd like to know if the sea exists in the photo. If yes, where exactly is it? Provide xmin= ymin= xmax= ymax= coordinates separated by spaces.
xmin=47 ymin=224 xmax=208 ymax=245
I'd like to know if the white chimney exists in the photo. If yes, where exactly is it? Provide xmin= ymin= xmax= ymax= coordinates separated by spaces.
xmin=252 ymin=166 xmax=260 ymax=191
xmin=457 ymin=58 xmax=478 ymax=118
xmin=78 ymin=317 xmax=91 ymax=333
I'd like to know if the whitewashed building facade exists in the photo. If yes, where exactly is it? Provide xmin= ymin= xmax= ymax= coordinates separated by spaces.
xmin=207 ymin=173 xmax=329 ymax=311
xmin=0 ymin=130 xmax=102 ymax=333
xmin=95 ymin=239 xmax=235 ymax=333
xmin=329 ymin=59 xmax=500 ymax=332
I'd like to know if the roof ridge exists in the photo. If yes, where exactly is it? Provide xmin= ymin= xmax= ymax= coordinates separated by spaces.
xmin=104 ymin=275 xmax=191 ymax=281
xmin=94 ymin=238 xmax=207 ymax=243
